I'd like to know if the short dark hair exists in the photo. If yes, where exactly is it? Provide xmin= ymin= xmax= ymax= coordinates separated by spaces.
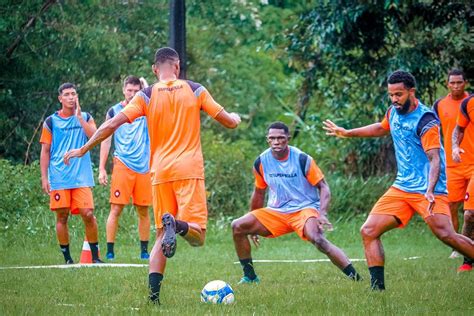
xmin=447 ymin=68 xmax=466 ymax=81
xmin=267 ymin=121 xmax=289 ymax=135
xmin=387 ymin=70 xmax=416 ymax=89
xmin=154 ymin=47 xmax=179 ymax=64
xmin=58 ymin=82 xmax=76 ymax=95
xmin=123 ymin=75 xmax=141 ymax=87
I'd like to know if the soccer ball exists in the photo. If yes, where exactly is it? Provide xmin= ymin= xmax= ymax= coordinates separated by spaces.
xmin=200 ymin=280 xmax=235 ymax=304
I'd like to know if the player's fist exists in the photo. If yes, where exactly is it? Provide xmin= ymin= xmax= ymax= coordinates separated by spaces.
xmin=98 ymin=169 xmax=108 ymax=185
xmin=41 ymin=177 xmax=50 ymax=195
xmin=452 ymin=146 xmax=464 ymax=163
xmin=230 ymin=112 xmax=241 ymax=126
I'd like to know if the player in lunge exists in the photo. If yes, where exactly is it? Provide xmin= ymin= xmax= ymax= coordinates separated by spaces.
xmin=232 ymin=121 xmax=361 ymax=284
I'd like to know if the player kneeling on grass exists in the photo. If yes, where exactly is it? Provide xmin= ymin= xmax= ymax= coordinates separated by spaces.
xmin=232 ymin=121 xmax=361 ymax=284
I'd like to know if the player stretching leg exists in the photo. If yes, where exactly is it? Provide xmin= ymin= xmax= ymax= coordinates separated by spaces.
xmin=324 ymin=70 xmax=474 ymax=290
xmin=232 ymin=122 xmax=361 ymax=284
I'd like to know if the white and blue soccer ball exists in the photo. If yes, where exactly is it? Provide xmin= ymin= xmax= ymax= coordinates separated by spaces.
xmin=200 ymin=280 xmax=235 ymax=304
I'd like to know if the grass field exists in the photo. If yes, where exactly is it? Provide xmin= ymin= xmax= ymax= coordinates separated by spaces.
xmin=0 ymin=210 xmax=472 ymax=315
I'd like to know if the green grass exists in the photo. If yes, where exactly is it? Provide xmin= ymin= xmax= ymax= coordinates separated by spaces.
xmin=0 ymin=210 xmax=472 ymax=315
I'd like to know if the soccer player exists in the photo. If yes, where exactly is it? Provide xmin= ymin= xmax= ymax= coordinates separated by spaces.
xmin=323 ymin=70 xmax=474 ymax=290
xmin=232 ymin=122 xmax=361 ymax=284
xmin=40 ymin=83 xmax=103 ymax=264
xmin=452 ymin=94 xmax=474 ymax=272
xmin=99 ymin=76 xmax=152 ymax=260
xmin=432 ymin=69 xmax=472 ymax=259
xmin=63 ymin=47 xmax=241 ymax=304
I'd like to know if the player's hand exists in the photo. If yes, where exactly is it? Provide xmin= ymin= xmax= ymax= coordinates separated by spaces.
xmin=139 ymin=77 xmax=149 ymax=88
xmin=323 ymin=119 xmax=348 ymax=138
xmin=98 ymin=168 xmax=108 ymax=185
xmin=452 ymin=146 xmax=464 ymax=163
xmin=75 ymin=96 xmax=82 ymax=119
xmin=316 ymin=214 xmax=334 ymax=232
xmin=230 ymin=112 xmax=241 ymax=126
xmin=249 ymin=234 xmax=260 ymax=248
xmin=64 ymin=148 xmax=85 ymax=165
xmin=424 ymin=191 xmax=435 ymax=215
xmin=41 ymin=177 xmax=51 ymax=195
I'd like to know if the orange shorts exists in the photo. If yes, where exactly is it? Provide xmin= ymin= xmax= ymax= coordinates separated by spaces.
xmin=153 ymin=179 xmax=207 ymax=229
xmin=50 ymin=187 xmax=94 ymax=215
xmin=446 ymin=164 xmax=474 ymax=203
xmin=251 ymin=208 xmax=319 ymax=241
xmin=370 ymin=187 xmax=450 ymax=227
xmin=110 ymin=158 xmax=152 ymax=206
xmin=464 ymin=173 xmax=474 ymax=210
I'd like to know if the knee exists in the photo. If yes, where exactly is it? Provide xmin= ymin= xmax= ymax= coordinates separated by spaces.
xmin=56 ymin=216 xmax=68 ymax=225
xmin=81 ymin=210 xmax=95 ymax=223
xmin=360 ymin=224 xmax=379 ymax=240
xmin=231 ymin=219 xmax=243 ymax=234
xmin=435 ymin=228 xmax=455 ymax=243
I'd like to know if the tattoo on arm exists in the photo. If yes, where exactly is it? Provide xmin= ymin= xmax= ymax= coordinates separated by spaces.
xmin=426 ymin=148 xmax=440 ymax=193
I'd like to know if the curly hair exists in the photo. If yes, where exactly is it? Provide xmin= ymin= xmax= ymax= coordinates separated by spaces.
xmin=387 ymin=70 xmax=416 ymax=89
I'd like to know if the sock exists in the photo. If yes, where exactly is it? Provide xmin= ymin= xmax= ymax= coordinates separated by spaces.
xmin=89 ymin=242 xmax=99 ymax=261
xmin=463 ymin=257 xmax=473 ymax=265
xmin=107 ymin=242 xmax=114 ymax=255
xmin=369 ymin=266 xmax=385 ymax=290
xmin=149 ymin=273 xmax=163 ymax=304
xmin=140 ymin=240 xmax=149 ymax=254
xmin=176 ymin=220 xmax=189 ymax=236
xmin=342 ymin=263 xmax=362 ymax=281
xmin=240 ymin=258 xmax=257 ymax=280
xmin=60 ymin=244 xmax=73 ymax=262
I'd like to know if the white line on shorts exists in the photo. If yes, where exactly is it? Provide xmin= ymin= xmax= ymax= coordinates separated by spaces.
xmin=0 ymin=263 xmax=148 ymax=270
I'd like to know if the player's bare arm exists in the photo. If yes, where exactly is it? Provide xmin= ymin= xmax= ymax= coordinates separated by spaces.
xmin=40 ymin=143 xmax=51 ymax=195
xmin=315 ymin=178 xmax=333 ymax=231
xmin=64 ymin=112 xmax=129 ymax=165
xmin=323 ymin=120 xmax=389 ymax=138
xmin=75 ymin=97 xmax=97 ymax=138
xmin=425 ymin=148 xmax=441 ymax=203
xmin=98 ymin=114 xmax=113 ymax=185
xmin=452 ymin=125 xmax=465 ymax=163
xmin=214 ymin=110 xmax=241 ymax=129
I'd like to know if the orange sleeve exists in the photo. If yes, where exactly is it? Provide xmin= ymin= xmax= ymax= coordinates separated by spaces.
xmin=121 ymin=94 xmax=146 ymax=123
xmin=456 ymin=98 xmax=473 ymax=128
xmin=253 ymin=164 xmax=267 ymax=189
xmin=306 ymin=159 xmax=325 ymax=186
xmin=200 ymin=89 xmax=224 ymax=118
xmin=380 ymin=107 xmax=392 ymax=131
xmin=39 ymin=126 xmax=52 ymax=144
xmin=421 ymin=125 xmax=441 ymax=152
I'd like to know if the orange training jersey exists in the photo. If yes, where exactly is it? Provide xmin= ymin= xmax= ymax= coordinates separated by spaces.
xmin=456 ymin=95 xmax=474 ymax=164
xmin=433 ymin=93 xmax=473 ymax=167
xmin=122 ymin=79 xmax=224 ymax=185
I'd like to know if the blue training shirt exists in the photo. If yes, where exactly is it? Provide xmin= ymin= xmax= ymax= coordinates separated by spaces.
xmin=388 ymin=101 xmax=447 ymax=195
xmin=107 ymin=102 xmax=150 ymax=174
xmin=43 ymin=112 xmax=95 ymax=190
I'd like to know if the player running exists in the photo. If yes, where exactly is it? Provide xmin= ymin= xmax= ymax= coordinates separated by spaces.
xmin=323 ymin=70 xmax=474 ymax=290
xmin=452 ymin=94 xmax=474 ymax=272
xmin=99 ymin=76 xmax=152 ymax=260
xmin=232 ymin=121 xmax=361 ymax=284
xmin=40 ymin=83 xmax=103 ymax=264
xmin=432 ymin=69 xmax=472 ymax=259
xmin=63 ymin=47 xmax=241 ymax=304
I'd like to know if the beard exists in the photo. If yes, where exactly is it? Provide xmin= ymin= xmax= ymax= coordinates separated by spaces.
xmin=393 ymin=98 xmax=411 ymax=115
